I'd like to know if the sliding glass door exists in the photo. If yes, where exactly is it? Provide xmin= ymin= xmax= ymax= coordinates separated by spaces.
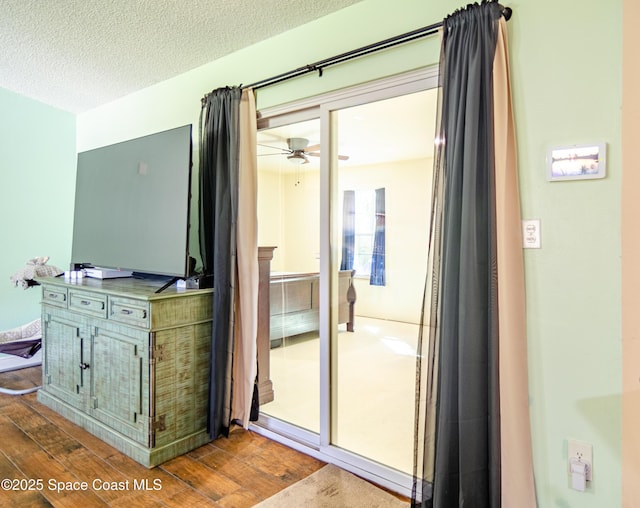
xmin=325 ymin=88 xmax=435 ymax=476
xmin=257 ymin=114 xmax=322 ymax=438
xmin=255 ymin=69 xmax=438 ymax=494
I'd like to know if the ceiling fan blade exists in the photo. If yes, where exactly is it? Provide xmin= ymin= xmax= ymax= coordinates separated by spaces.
xmin=306 ymin=151 xmax=350 ymax=161
xmin=304 ymin=145 xmax=349 ymax=161
xmin=258 ymin=143 xmax=291 ymax=153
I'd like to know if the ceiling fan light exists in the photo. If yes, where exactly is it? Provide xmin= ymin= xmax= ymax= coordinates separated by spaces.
xmin=287 ymin=153 xmax=307 ymax=164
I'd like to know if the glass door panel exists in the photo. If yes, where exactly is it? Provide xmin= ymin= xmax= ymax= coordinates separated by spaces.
xmin=330 ymin=89 xmax=435 ymax=474
xmin=257 ymin=117 xmax=321 ymax=434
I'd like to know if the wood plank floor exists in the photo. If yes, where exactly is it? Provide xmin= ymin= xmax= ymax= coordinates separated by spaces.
xmin=0 ymin=366 xmax=326 ymax=507
xmin=0 ymin=366 xmax=409 ymax=507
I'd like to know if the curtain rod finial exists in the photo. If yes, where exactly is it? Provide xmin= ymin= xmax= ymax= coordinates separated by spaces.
xmin=502 ymin=6 xmax=512 ymax=20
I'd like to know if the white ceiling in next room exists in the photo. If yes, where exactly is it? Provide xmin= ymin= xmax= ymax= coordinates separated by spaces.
xmin=257 ymin=88 xmax=438 ymax=171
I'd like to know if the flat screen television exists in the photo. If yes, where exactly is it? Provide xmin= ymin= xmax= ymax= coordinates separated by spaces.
xmin=71 ymin=124 xmax=193 ymax=278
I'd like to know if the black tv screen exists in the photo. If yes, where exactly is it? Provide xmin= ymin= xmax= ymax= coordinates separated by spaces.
xmin=71 ymin=125 xmax=193 ymax=277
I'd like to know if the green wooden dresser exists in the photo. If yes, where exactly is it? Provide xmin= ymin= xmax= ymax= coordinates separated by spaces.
xmin=36 ymin=276 xmax=213 ymax=467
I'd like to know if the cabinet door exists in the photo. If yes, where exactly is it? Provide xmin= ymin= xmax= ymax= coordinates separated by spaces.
xmin=42 ymin=310 xmax=88 ymax=410
xmin=90 ymin=326 xmax=149 ymax=445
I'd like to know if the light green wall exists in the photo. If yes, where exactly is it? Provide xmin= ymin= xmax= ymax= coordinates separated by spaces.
xmin=0 ymin=88 xmax=76 ymax=331
xmin=508 ymin=1 xmax=622 ymax=506
xmin=69 ymin=0 xmax=622 ymax=506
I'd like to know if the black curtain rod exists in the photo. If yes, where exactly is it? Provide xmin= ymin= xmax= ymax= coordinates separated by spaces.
xmin=242 ymin=4 xmax=512 ymax=92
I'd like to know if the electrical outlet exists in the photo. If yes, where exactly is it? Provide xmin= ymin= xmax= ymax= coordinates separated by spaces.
xmin=568 ymin=439 xmax=593 ymax=481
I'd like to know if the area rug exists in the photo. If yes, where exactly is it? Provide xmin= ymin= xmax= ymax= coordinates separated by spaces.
xmin=255 ymin=464 xmax=409 ymax=507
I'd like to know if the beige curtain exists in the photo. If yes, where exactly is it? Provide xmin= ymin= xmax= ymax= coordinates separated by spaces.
xmin=493 ymin=18 xmax=537 ymax=507
xmin=230 ymin=88 xmax=259 ymax=427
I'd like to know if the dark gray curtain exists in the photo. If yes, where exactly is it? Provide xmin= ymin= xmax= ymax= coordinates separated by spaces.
xmin=369 ymin=187 xmax=385 ymax=286
xmin=199 ymin=86 xmax=241 ymax=440
xmin=413 ymin=2 xmax=504 ymax=507
xmin=340 ymin=190 xmax=355 ymax=271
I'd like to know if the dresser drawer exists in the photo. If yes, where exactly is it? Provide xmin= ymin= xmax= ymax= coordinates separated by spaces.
xmin=108 ymin=296 xmax=150 ymax=328
xmin=69 ymin=289 xmax=107 ymax=318
xmin=42 ymin=285 xmax=68 ymax=308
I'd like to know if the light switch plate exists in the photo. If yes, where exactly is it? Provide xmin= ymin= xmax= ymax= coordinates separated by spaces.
xmin=522 ymin=219 xmax=541 ymax=249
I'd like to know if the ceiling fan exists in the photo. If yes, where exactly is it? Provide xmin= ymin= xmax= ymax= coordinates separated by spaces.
xmin=258 ymin=137 xmax=349 ymax=165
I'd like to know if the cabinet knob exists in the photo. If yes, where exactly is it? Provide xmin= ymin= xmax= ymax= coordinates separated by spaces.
xmin=79 ymin=362 xmax=90 ymax=370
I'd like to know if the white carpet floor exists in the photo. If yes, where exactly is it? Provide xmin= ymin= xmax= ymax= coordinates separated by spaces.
xmin=260 ymin=316 xmax=418 ymax=474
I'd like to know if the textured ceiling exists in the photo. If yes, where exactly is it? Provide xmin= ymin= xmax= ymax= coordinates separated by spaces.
xmin=0 ymin=0 xmax=363 ymax=113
